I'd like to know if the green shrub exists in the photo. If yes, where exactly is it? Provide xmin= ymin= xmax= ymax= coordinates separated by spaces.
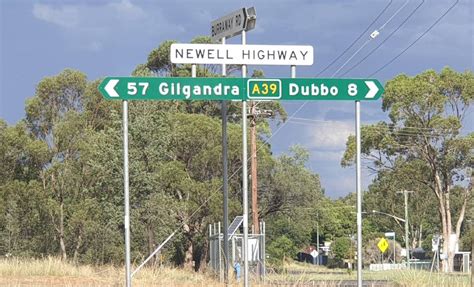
xmin=267 ymin=235 xmax=299 ymax=265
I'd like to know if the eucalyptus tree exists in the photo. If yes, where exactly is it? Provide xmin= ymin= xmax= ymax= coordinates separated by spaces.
xmin=342 ymin=67 xmax=473 ymax=271
xmin=0 ymin=120 xmax=49 ymax=256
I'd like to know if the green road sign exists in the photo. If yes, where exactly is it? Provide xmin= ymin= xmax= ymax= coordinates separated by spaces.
xmin=99 ymin=77 xmax=384 ymax=101
xmin=248 ymin=78 xmax=383 ymax=100
xmin=99 ymin=77 xmax=243 ymax=101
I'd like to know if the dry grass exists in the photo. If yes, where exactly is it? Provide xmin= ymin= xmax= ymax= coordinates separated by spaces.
xmin=0 ymin=258 xmax=470 ymax=286
xmin=0 ymin=257 xmax=227 ymax=287
xmin=265 ymin=261 xmax=471 ymax=287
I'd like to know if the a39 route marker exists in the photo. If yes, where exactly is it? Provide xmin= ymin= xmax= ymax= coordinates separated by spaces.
xmin=99 ymin=77 xmax=384 ymax=101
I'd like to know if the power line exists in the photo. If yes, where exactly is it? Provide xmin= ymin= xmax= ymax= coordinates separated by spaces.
xmin=340 ymin=0 xmax=425 ymax=77
xmin=287 ymin=116 xmax=472 ymax=133
xmin=286 ymin=120 xmax=461 ymax=138
xmin=281 ymin=0 xmax=425 ymax=135
xmin=331 ymin=0 xmax=411 ymax=77
xmin=264 ymin=0 xmax=465 ymax=168
xmin=369 ymin=0 xmax=460 ymax=77
xmin=379 ymin=0 xmax=411 ymax=32
xmin=331 ymin=39 xmax=372 ymax=77
xmin=316 ymin=0 xmax=393 ymax=77
xmin=287 ymin=119 xmax=470 ymax=138
xmin=266 ymin=2 xmax=409 ymax=146
xmin=277 ymin=1 xmax=416 ymax=131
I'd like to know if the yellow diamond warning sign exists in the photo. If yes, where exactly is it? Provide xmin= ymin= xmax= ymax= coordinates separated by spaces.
xmin=377 ymin=238 xmax=389 ymax=253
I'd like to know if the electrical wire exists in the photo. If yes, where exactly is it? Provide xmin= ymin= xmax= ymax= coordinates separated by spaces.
xmin=287 ymin=119 xmax=470 ymax=140
xmin=286 ymin=120 xmax=462 ymax=138
xmin=288 ymin=116 xmax=471 ymax=134
xmin=340 ymin=0 xmax=424 ymax=77
xmin=369 ymin=0 xmax=460 ymax=77
xmin=379 ymin=0 xmax=411 ymax=32
xmin=316 ymin=0 xmax=393 ymax=77
xmin=331 ymin=39 xmax=372 ymax=77
xmin=275 ymin=0 xmax=416 ymax=134
xmin=331 ymin=0 xmax=411 ymax=77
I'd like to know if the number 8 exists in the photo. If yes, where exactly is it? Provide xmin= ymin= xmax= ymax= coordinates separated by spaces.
xmin=348 ymin=83 xmax=357 ymax=96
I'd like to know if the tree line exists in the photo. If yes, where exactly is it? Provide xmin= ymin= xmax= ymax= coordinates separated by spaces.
xmin=0 ymin=37 xmax=323 ymax=269
xmin=0 ymin=37 xmax=472 ymax=272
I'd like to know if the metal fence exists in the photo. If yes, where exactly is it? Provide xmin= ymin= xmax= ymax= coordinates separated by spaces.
xmin=209 ymin=221 xmax=266 ymax=282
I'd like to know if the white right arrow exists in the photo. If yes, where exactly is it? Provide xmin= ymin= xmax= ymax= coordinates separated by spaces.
xmin=105 ymin=79 xmax=119 ymax=98
xmin=364 ymin=81 xmax=379 ymax=99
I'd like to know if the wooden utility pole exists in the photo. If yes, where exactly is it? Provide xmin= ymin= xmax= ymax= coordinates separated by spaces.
xmin=250 ymin=101 xmax=259 ymax=234
xmin=249 ymin=102 xmax=272 ymax=235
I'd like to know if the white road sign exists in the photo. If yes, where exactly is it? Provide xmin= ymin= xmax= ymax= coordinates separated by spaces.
xmin=170 ymin=43 xmax=314 ymax=66
xmin=211 ymin=8 xmax=247 ymax=42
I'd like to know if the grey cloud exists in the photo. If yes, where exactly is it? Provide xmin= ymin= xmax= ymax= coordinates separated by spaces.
xmin=31 ymin=1 xmax=186 ymax=52
xmin=108 ymin=0 xmax=146 ymax=20
xmin=33 ymin=3 xmax=80 ymax=28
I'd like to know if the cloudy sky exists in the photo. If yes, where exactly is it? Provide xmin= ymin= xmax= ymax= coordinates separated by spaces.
xmin=1 ymin=0 xmax=472 ymax=198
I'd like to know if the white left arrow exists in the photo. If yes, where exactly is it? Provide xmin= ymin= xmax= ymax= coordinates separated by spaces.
xmin=105 ymin=79 xmax=119 ymax=98
xmin=364 ymin=81 xmax=379 ymax=99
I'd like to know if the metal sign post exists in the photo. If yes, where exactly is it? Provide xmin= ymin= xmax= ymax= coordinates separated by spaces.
xmin=385 ymin=232 xmax=396 ymax=263
xmin=211 ymin=8 xmax=256 ymax=283
xmin=355 ymin=100 xmax=362 ymax=287
xmin=123 ymin=100 xmax=131 ymax=287
xmin=220 ymin=36 xmax=230 ymax=284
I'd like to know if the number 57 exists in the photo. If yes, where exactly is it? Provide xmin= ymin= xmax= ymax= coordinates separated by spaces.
xmin=128 ymin=82 xmax=149 ymax=95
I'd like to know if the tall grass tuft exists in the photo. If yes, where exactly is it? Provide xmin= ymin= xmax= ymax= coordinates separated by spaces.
xmin=0 ymin=257 xmax=227 ymax=286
